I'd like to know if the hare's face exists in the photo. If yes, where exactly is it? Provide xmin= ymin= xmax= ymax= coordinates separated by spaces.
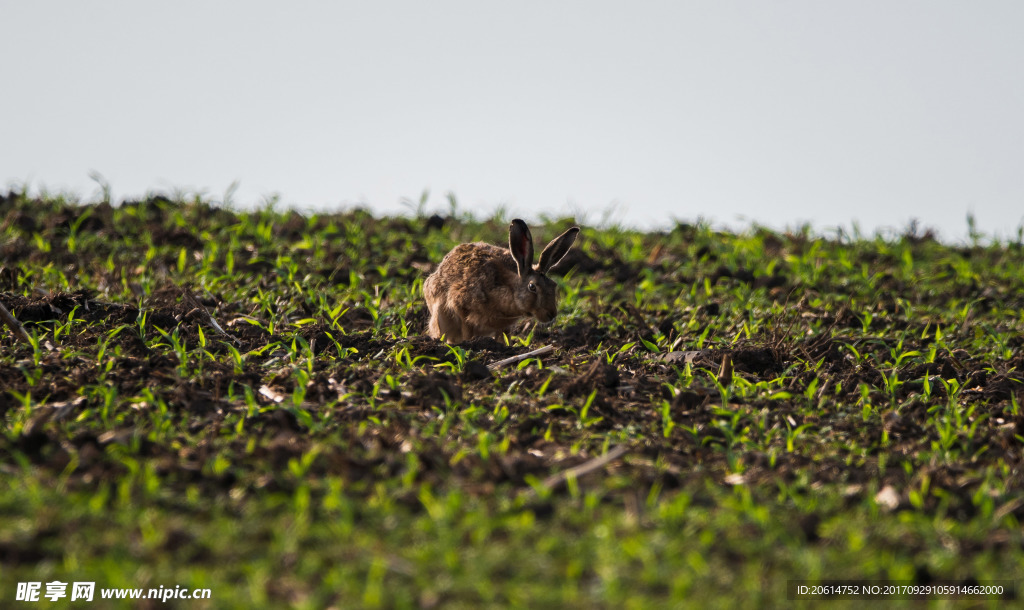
xmin=518 ymin=272 xmax=560 ymax=323
xmin=506 ymin=218 xmax=579 ymax=327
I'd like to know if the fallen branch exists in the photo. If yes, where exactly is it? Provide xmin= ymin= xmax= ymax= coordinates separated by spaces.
xmin=488 ymin=344 xmax=555 ymax=370
xmin=539 ymin=444 xmax=631 ymax=492
xmin=0 ymin=300 xmax=32 ymax=345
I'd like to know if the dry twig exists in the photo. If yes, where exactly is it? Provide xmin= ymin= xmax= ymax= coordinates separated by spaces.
xmin=488 ymin=345 xmax=555 ymax=370
xmin=181 ymin=288 xmax=240 ymax=345
xmin=0 ymin=300 xmax=32 ymax=345
xmin=539 ymin=445 xmax=631 ymax=492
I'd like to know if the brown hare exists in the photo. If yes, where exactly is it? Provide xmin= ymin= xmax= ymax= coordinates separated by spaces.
xmin=424 ymin=219 xmax=579 ymax=344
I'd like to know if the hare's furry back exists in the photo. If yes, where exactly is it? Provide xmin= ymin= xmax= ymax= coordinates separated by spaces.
xmin=423 ymin=220 xmax=579 ymax=344
xmin=423 ymin=242 xmax=526 ymax=343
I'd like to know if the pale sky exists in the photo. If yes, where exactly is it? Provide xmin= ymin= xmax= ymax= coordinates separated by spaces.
xmin=3 ymin=2 xmax=1023 ymax=240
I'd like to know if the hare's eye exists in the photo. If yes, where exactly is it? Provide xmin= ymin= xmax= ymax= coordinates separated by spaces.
xmin=528 ymin=282 xmax=537 ymax=293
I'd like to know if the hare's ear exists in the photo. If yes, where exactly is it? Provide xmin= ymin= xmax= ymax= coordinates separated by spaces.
xmin=537 ymin=226 xmax=579 ymax=273
xmin=509 ymin=219 xmax=534 ymax=277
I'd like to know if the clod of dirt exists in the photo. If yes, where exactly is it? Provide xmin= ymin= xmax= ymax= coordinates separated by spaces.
xmin=461 ymin=336 xmax=510 ymax=353
xmin=731 ymin=347 xmax=786 ymax=376
xmin=461 ymin=360 xmax=493 ymax=382
xmin=700 ymin=302 xmax=721 ymax=316
xmin=671 ymin=389 xmax=710 ymax=410
xmin=564 ymin=361 xmax=620 ymax=398
xmin=297 ymin=322 xmax=342 ymax=355
xmin=425 ymin=214 xmax=446 ymax=232
xmin=406 ymin=372 xmax=462 ymax=407
xmin=336 ymin=330 xmax=388 ymax=355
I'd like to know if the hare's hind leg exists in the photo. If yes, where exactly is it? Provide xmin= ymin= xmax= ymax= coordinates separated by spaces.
xmin=433 ymin=305 xmax=464 ymax=344
xmin=424 ymin=275 xmax=455 ymax=341
xmin=427 ymin=309 xmax=442 ymax=339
